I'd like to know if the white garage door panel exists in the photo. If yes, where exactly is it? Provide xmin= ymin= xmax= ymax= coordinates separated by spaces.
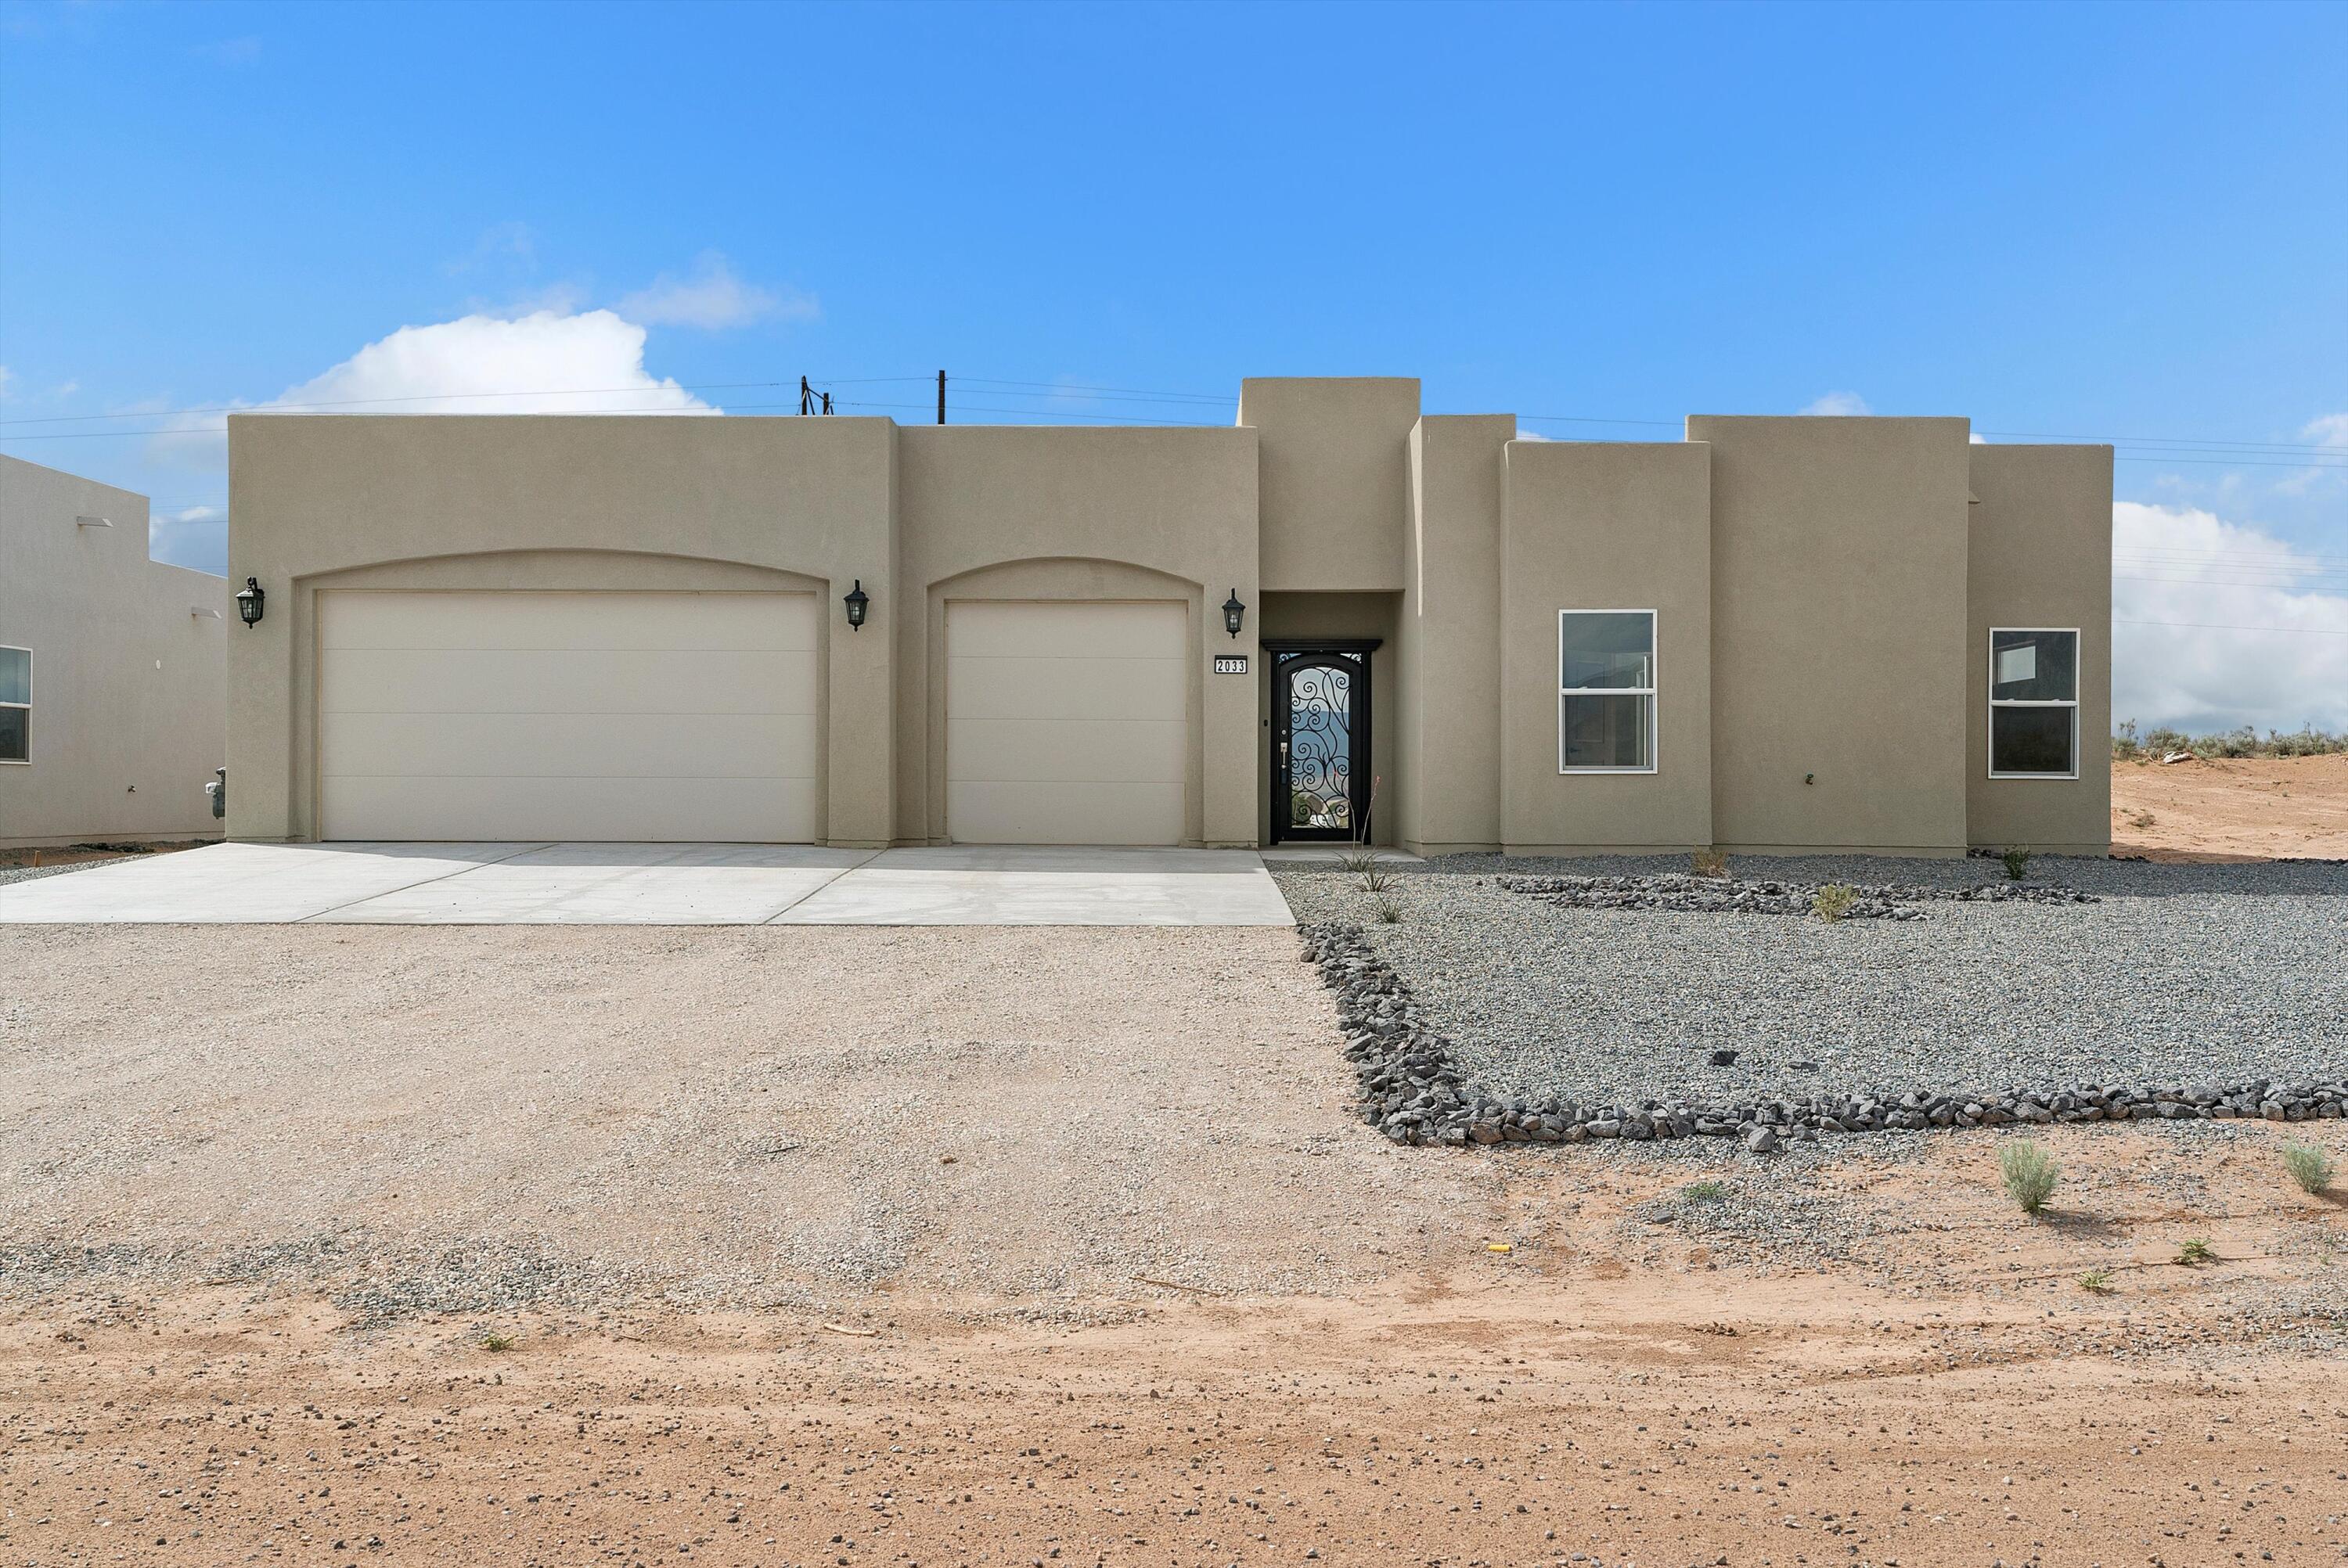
xmin=325 ymin=776 xmax=821 ymax=844
xmin=945 ymin=717 xmax=1185 ymax=785
xmin=319 ymin=591 xmax=820 ymax=842
xmin=320 ymin=710 xmax=821 ymax=782
xmin=322 ymin=590 xmax=816 ymax=653
xmin=944 ymin=654 xmax=1186 ymax=721
xmin=945 ymin=600 xmax=1187 ymax=846
xmin=947 ymin=782 xmax=1183 ymax=847
xmin=321 ymin=649 xmax=808 ymax=717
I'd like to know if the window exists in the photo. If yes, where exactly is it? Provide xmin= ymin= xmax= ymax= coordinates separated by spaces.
xmin=1558 ymin=610 xmax=1655 ymax=772
xmin=0 ymin=646 xmax=25 ymax=764
xmin=1988 ymin=628 xmax=2078 ymax=779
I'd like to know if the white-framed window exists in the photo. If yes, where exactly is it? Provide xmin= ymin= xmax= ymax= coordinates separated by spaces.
xmin=0 ymin=646 xmax=27 ymax=764
xmin=1988 ymin=628 xmax=2079 ymax=779
xmin=1558 ymin=610 xmax=1656 ymax=773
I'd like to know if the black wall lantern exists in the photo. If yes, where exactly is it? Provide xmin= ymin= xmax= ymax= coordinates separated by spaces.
xmin=235 ymin=577 xmax=265 ymax=628
xmin=842 ymin=579 xmax=870 ymax=631
xmin=1222 ymin=589 xmax=1246 ymax=639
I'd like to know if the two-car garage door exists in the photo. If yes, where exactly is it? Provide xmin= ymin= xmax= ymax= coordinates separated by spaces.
xmin=318 ymin=590 xmax=820 ymax=842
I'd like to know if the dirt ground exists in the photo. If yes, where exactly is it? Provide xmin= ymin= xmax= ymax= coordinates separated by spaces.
xmin=4 ymin=1130 xmax=2343 ymax=1567
xmin=2112 ymin=752 xmax=2348 ymax=861
xmin=5 ymin=922 xmax=2346 ymax=1566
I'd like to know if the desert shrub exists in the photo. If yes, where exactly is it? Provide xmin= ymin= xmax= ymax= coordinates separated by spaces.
xmin=2000 ymin=846 xmax=2033 ymax=880
xmin=1680 ymin=1179 xmax=1729 ymax=1203
xmin=2281 ymin=1143 xmax=2336 ymax=1196
xmin=2076 ymin=1270 xmax=2114 ymax=1295
xmin=1812 ymin=883 xmax=1858 ymax=922
xmin=1371 ymin=891 xmax=1403 ymax=924
xmin=2175 ymin=1238 xmax=2216 ymax=1265
xmin=478 ymin=1330 xmax=516 ymax=1353
xmin=2127 ymin=723 xmax=2347 ymax=760
xmin=1999 ymin=1141 xmax=2058 ymax=1214
xmin=2128 ymin=810 xmax=2156 ymax=829
xmin=1691 ymin=847 xmax=1730 ymax=879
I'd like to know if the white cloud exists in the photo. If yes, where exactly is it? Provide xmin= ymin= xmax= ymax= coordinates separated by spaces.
xmin=148 ymin=308 xmax=716 ymax=470
xmin=1800 ymin=391 xmax=1871 ymax=417
xmin=149 ymin=505 xmax=227 ymax=574
xmin=2112 ymin=500 xmax=2348 ymax=734
xmin=615 ymin=251 xmax=813 ymax=330
xmin=2304 ymin=412 xmax=2348 ymax=449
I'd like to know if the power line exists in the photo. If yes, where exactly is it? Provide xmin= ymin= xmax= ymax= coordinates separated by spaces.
xmin=2117 ymin=617 xmax=2348 ymax=636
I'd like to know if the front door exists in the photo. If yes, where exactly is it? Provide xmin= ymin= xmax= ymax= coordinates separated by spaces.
xmin=1270 ymin=649 xmax=1372 ymax=843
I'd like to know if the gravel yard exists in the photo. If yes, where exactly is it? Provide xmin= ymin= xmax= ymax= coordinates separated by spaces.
xmin=0 ymin=922 xmax=1496 ymax=1318
xmin=1275 ymin=853 xmax=2348 ymax=1108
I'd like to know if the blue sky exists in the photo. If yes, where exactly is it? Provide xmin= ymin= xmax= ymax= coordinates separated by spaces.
xmin=3 ymin=0 xmax=2344 ymax=730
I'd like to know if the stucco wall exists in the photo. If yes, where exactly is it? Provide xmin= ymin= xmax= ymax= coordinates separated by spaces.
xmin=1691 ymin=417 xmax=1972 ymax=856
xmin=225 ymin=415 xmax=898 ymax=844
xmin=1241 ymin=378 xmax=1418 ymax=594
xmin=0 ymin=456 xmax=228 ymax=846
xmin=1965 ymin=444 xmax=2114 ymax=854
xmin=1500 ymin=440 xmax=1714 ymax=854
xmin=895 ymin=425 xmax=1260 ymax=846
xmin=1399 ymin=415 xmax=1513 ymax=854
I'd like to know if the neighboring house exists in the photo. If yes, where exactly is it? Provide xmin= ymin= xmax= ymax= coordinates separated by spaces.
xmin=0 ymin=455 xmax=230 ymax=847
xmin=223 ymin=379 xmax=2110 ymax=856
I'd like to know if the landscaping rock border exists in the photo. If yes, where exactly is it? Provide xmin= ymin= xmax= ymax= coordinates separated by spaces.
xmin=1496 ymin=872 xmax=2096 ymax=919
xmin=1302 ymin=921 xmax=2346 ymax=1153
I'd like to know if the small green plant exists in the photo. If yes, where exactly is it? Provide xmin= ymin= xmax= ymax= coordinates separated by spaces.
xmin=1680 ymin=1180 xmax=1729 ymax=1203
xmin=1370 ymin=891 xmax=1403 ymax=924
xmin=2000 ymin=846 xmax=2033 ymax=880
xmin=1999 ymin=1140 xmax=2058 ymax=1215
xmin=2076 ymin=1270 xmax=2115 ymax=1295
xmin=1691 ymin=847 xmax=1730 ymax=879
xmin=2281 ymin=1143 xmax=2335 ymax=1195
xmin=1339 ymin=848 xmax=1395 ymax=892
xmin=478 ymin=1330 xmax=516 ymax=1353
xmin=1812 ymin=883 xmax=1858 ymax=922
xmin=2174 ymin=1238 xmax=2216 ymax=1266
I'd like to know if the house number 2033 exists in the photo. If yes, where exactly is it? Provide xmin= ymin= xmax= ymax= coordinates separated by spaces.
xmin=1213 ymin=655 xmax=1249 ymax=674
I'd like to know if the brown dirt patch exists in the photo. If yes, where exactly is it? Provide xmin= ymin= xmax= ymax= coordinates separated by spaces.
xmin=2113 ymin=753 xmax=2348 ymax=861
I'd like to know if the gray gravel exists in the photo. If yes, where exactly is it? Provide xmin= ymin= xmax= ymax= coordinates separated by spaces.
xmin=1276 ymin=853 xmax=2348 ymax=1106
xmin=0 ymin=861 xmax=101 ymax=889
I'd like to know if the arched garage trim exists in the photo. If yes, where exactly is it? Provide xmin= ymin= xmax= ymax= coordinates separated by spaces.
xmin=289 ymin=548 xmax=834 ymax=842
xmin=917 ymin=556 xmax=1209 ymax=846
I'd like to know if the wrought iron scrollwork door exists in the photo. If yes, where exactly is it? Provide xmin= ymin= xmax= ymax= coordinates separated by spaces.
xmin=1271 ymin=650 xmax=1371 ymax=843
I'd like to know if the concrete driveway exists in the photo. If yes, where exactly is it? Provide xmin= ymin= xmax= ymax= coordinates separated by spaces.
xmin=0 ymin=841 xmax=1295 ymax=926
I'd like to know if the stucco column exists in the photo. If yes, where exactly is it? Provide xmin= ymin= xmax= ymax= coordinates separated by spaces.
xmin=825 ymin=568 xmax=895 ymax=847
xmin=1201 ymin=581 xmax=1260 ymax=847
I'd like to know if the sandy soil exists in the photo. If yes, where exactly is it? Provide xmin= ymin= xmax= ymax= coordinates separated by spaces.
xmin=2112 ymin=752 xmax=2348 ymax=861
xmin=4 ymin=1130 xmax=2343 ymax=1566
xmin=5 ymin=926 xmax=2344 ymax=1566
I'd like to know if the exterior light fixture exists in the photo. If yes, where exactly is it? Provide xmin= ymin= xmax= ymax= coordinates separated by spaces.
xmin=842 ymin=579 xmax=870 ymax=631
xmin=235 ymin=577 xmax=265 ymax=628
xmin=1222 ymin=589 xmax=1246 ymax=639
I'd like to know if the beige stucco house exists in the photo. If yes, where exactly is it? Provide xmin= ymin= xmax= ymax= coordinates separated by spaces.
xmin=221 ymin=378 xmax=2111 ymax=857
xmin=1 ymin=455 xmax=230 ymax=847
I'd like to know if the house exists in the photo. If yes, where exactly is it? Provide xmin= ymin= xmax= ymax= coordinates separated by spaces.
xmin=221 ymin=378 xmax=2111 ymax=857
xmin=1 ymin=455 xmax=231 ymax=847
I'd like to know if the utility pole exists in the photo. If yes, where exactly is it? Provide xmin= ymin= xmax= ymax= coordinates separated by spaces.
xmin=937 ymin=369 xmax=946 ymax=426
xmin=798 ymin=377 xmax=834 ymax=415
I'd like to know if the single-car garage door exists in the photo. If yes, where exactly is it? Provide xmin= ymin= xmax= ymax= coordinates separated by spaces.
xmin=319 ymin=590 xmax=820 ymax=841
xmin=946 ymin=599 xmax=1186 ymax=845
